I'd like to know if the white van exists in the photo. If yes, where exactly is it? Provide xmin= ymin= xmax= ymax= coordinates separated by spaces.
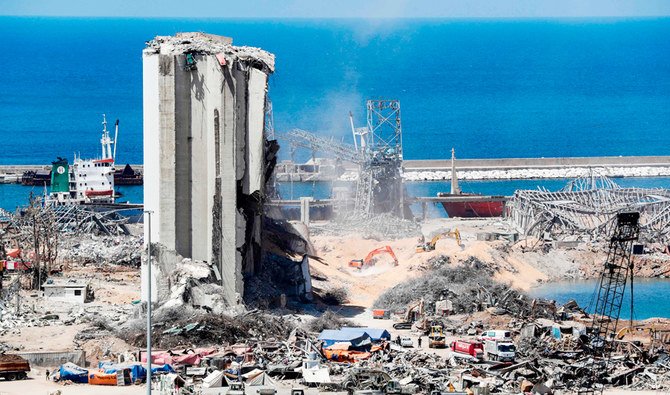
xmin=479 ymin=330 xmax=512 ymax=342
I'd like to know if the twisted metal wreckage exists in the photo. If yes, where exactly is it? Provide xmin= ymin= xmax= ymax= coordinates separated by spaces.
xmin=506 ymin=174 xmax=670 ymax=244
xmin=0 ymin=204 xmax=140 ymax=240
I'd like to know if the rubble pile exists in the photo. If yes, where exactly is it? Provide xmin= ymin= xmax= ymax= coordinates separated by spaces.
xmin=245 ymin=218 xmax=315 ymax=308
xmin=58 ymin=234 xmax=142 ymax=266
xmin=374 ymin=257 xmax=539 ymax=318
xmin=145 ymin=32 xmax=275 ymax=73
xmin=119 ymin=308 xmax=297 ymax=349
xmin=306 ymin=310 xmax=355 ymax=332
xmin=312 ymin=213 xmax=421 ymax=240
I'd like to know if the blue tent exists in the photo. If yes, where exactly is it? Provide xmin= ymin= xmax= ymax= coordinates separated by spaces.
xmin=98 ymin=362 xmax=174 ymax=382
xmin=341 ymin=327 xmax=391 ymax=342
xmin=59 ymin=362 xmax=89 ymax=383
xmin=318 ymin=329 xmax=372 ymax=348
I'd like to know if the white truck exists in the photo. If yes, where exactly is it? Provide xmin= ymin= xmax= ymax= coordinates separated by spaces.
xmin=484 ymin=339 xmax=516 ymax=362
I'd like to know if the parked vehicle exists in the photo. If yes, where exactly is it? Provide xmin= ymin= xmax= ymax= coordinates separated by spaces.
xmin=0 ymin=354 xmax=30 ymax=381
xmin=479 ymin=329 xmax=512 ymax=342
xmin=399 ymin=336 xmax=413 ymax=348
xmin=483 ymin=340 xmax=516 ymax=362
xmin=450 ymin=339 xmax=484 ymax=360
xmin=372 ymin=309 xmax=390 ymax=319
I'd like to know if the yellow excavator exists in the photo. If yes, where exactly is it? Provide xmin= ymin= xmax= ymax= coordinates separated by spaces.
xmin=416 ymin=229 xmax=461 ymax=253
xmin=393 ymin=298 xmax=424 ymax=330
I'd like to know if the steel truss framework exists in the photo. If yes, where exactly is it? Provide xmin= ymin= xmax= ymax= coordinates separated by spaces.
xmin=506 ymin=175 xmax=670 ymax=243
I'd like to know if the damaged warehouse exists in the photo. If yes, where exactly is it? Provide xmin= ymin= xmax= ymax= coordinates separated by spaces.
xmin=142 ymin=32 xmax=292 ymax=306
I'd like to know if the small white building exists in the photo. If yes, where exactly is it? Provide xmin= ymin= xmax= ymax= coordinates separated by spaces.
xmin=43 ymin=278 xmax=92 ymax=303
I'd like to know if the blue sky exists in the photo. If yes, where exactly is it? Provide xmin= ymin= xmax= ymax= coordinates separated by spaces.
xmin=2 ymin=0 xmax=670 ymax=18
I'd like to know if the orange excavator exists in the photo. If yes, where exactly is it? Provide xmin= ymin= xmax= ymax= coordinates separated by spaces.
xmin=348 ymin=246 xmax=398 ymax=270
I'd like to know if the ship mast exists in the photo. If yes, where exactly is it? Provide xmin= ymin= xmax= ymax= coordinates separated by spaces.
xmin=450 ymin=148 xmax=461 ymax=194
xmin=100 ymin=114 xmax=115 ymax=161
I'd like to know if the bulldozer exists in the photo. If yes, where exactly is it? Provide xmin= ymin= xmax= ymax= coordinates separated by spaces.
xmin=348 ymin=246 xmax=398 ymax=270
xmin=428 ymin=325 xmax=447 ymax=348
xmin=416 ymin=229 xmax=461 ymax=253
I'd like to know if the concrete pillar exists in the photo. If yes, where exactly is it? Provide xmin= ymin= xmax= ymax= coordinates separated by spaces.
xmin=300 ymin=197 xmax=312 ymax=225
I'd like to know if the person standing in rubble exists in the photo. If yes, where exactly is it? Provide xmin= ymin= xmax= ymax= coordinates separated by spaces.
xmin=417 ymin=336 xmax=422 ymax=348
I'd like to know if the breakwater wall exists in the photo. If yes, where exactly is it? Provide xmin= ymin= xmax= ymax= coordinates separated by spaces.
xmin=403 ymin=155 xmax=670 ymax=181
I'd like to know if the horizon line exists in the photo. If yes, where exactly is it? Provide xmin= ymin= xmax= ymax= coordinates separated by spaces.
xmin=2 ymin=15 xmax=670 ymax=20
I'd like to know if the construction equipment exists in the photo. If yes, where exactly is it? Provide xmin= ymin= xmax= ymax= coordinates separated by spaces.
xmin=392 ymin=298 xmax=424 ymax=330
xmin=428 ymin=325 xmax=446 ymax=349
xmin=0 ymin=354 xmax=30 ymax=381
xmin=348 ymin=246 xmax=398 ymax=270
xmin=415 ymin=229 xmax=461 ymax=253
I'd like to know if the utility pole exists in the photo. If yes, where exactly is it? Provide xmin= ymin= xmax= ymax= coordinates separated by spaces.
xmin=144 ymin=210 xmax=153 ymax=395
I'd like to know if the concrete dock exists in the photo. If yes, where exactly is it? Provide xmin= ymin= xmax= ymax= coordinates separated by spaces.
xmin=4 ymin=155 xmax=670 ymax=184
xmin=403 ymin=155 xmax=670 ymax=171
xmin=0 ymin=164 xmax=143 ymax=184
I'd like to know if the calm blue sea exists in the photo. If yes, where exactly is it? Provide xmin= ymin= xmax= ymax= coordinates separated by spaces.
xmin=1 ymin=17 xmax=670 ymax=166
xmin=529 ymin=278 xmax=670 ymax=320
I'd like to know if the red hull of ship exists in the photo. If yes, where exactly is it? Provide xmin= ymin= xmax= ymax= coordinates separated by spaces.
xmin=440 ymin=200 xmax=505 ymax=218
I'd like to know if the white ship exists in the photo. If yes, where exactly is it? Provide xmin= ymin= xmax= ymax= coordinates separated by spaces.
xmin=48 ymin=115 xmax=118 ymax=205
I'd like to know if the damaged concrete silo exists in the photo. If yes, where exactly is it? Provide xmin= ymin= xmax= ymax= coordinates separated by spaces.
xmin=142 ymin=32 xmax=276 ymax=306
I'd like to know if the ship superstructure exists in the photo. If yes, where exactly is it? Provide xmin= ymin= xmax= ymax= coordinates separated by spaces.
xmin=48 ymin=115 xmax=118 ymax=205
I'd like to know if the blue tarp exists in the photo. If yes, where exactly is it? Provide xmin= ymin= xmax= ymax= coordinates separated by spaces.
xmin=341 ymin=327 xmax=391 ymax=342
xmin=318 ymin=329 xmax=372 ymax=348
xmin=59 ymin=362 xmax=89 ymax=383
xmin=98 ymin=361 xmax=174 ymax=382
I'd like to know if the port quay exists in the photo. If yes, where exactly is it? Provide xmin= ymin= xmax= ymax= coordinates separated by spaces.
xmin=0 ymin=164 xmax=144 ymax=184
xmin=4 ymin=155 xmax=670 ymax=184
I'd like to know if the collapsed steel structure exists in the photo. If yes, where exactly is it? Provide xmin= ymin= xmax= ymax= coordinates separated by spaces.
xmin=280 ymin=99 xmax=408 ymax=219
xmin=0 ymin=204 xmax=141 ymax=241
xmin=506 ymin=174 xmax=670 ymax=243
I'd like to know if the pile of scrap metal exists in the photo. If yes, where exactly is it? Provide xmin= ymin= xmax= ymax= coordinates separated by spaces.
xmin=2 ymin=204 xmax=139 ymax=239
xmin=127 ymin=324 xmax=452 ymax=394
xmin=506 ymin=174 xmax=670 ymax=244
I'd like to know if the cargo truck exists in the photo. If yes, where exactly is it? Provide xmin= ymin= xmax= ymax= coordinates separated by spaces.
xmin=0 ymin=354 xmax=31 ymax=381
xmin=483 ymin=340 xmax=516 ymax=362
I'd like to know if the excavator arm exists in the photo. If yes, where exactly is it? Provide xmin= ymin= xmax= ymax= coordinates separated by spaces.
xmin=417 ymin=229 xmax=462 ymax=253
xmin=363 ymin=246 xmax=398 ymax=266
xmin=349 ymin=246 xmax=399 ymax=269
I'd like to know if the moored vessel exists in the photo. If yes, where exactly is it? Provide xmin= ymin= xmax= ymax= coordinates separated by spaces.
xmin=438 ymin=149 xmax=506 ymax=218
